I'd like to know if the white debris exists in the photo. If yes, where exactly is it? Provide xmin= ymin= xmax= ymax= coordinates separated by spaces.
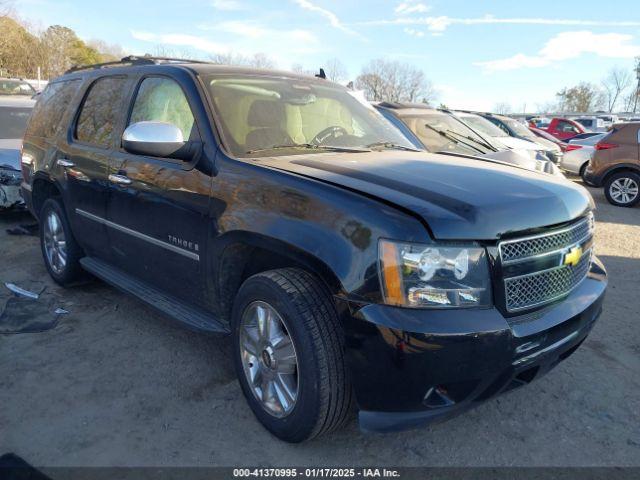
xmin=4 ymin=283 xmax=39 ymax=300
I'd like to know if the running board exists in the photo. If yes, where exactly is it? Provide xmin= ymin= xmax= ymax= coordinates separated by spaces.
xmin=80 ymin=257 xmax=229 ymax=334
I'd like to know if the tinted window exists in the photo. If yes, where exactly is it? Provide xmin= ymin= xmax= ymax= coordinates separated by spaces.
xmin=75 ymin=76 xmax=128 ymax=148
xmin=558 ymin=121 xmax=579 ymax=133
xmin=26 ymin=80 xmax=80 ymax=138
xmin=404 ymin=113 xmax=493 ymax=156
xmin=0 ymin=107 xmax=32 ymax=139
xmin=129 ymin=77 xmax=196 ymax=140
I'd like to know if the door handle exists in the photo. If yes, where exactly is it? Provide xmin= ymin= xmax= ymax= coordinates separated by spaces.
xmin=56 ymin=158 xmax=74 ymax=168
xmin=108 ymin=174 xmax=132 ymax=185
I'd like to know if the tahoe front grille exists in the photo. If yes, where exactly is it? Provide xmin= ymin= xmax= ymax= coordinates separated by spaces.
xmin=500 ymin=215 xmax=593 ymax=263
xmin=499 ymin=214 xmax=594 ymax=313
xmin=504 ymin=249 xmax=592 ymax=311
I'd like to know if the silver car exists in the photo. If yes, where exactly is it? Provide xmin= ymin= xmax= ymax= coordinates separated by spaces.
xmin=559 ymin=133 xmax=606 ymax=182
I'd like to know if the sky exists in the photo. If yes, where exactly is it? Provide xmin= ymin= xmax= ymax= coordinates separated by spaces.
xmin=15 ymin=0 xmax=640 ymax=111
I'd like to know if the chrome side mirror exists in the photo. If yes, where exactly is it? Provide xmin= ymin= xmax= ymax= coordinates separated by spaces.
xmin=122 ymin=121 xmax=185 ymax=158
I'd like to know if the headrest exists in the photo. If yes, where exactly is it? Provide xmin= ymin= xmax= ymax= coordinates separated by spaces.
xmin=248 ymin=100 xmax=285 ymax=128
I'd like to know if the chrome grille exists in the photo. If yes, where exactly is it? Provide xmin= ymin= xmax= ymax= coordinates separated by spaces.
xmin=500 ymin=215 xmax=593 ymax=263
xmin=499 ymin=214 xmax=594 ymax=312
xmin=505 ymin=250 xmax=592 ymax=311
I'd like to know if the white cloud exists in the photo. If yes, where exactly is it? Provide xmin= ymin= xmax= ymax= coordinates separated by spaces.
xmin=211 ymin=0 xmax=245 ymax=10
xmin=476 ymin=31 xmax=640 ymax=72
xmin=291 ymin=0 xmax=362 ymax=38
xmin=359 ymin=14 xmax=640 ymax=33
xmin=403 ymin=28 xmax=425 ymax=37
xmin=131 ymin=30 xmax=231 ymax=54
xmin=130 ymin=24 xmax=322 ymax=67
xmin=395 ymin=2 xmax=431 ymax=15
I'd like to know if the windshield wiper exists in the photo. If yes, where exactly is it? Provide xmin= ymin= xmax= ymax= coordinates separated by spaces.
xmin=421 ymin=124 xmax=486 ymax=155
xmin=365 ymin=141 xmax=420 ymax=152
xmin=444 ymin=129 xmax=497 ymax=152
xmin=245 ymin=143 xmax=368 ymax=154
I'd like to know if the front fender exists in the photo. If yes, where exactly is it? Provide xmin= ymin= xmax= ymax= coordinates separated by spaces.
xmin=210 ymin=155 xmax=429 ymax=302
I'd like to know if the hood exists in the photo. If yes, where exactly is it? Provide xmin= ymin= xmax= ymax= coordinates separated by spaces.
xmin=257 ymin=151 xmax=592 ymax=240
xmin=495 ymin=136 xmax=542 ymax=152
xmin=482 ymin=149 xmax=541 ymax=171
xmin=0 ymin=139 xmax=21 ymax=170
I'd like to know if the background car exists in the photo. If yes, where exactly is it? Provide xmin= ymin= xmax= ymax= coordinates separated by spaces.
xmin=477 ymin=112 xmax=564 ymax=164
xmin=452 ymin=111 xmax=556 ymax=165
xmin=375 ymin=102 xmax=560 ymax=175
xmin=0 ymin=78 xmax=37 ymax=97
xmin=584 ymin=122 xmax=640 ymax=207
xmin=537 ymin=117 xmax=586 ymax=140
xmin=0 ymin=91 xmax=35 ymax=210
xmin=559 ymin=133 xmax=606 ymax=183
xmin=574 ymin=117 xmax=606 ymax=132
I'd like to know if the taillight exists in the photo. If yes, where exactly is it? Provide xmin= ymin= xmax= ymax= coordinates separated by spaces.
xmin=565 ymin=144 xmax=583 ymax=152
xmin=595 ymin=142 xmax=618 ymax=150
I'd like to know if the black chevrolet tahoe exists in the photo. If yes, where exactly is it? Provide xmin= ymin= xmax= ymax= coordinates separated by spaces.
xmin=20 ymin=56 xmax=607 ymax=443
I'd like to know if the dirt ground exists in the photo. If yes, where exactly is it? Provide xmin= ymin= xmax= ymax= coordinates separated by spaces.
xmin=1 ymin=179 xmax=639 ymax=467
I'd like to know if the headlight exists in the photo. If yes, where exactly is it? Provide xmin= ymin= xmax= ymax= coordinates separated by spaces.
xmin=379 ymin=240 xmax=492 ymax=308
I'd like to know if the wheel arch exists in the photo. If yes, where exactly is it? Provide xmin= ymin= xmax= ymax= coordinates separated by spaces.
xmin=31 ymin=174 xmax=63 ymax=219
xmin=212 ymin=231 xmax=348 ymax=322
xmin=602 ymin=163 xmax=640 ymax=185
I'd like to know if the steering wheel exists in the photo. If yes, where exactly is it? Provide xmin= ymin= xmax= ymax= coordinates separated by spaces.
xmin=311 ymin=126 xmax=349 ymax=145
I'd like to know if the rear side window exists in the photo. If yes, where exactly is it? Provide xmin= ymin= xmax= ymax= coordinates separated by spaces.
xmin=75 ymin=76 xmax=128 ymax=148
xmin=26 ymin=80 xmax=80 ymax=139
xmin=129 ymin=77 xmax=196 ymax=140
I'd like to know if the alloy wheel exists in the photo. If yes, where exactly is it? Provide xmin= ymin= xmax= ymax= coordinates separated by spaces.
xmin=43 ymin=210 xmax=67 ymax=274
xmin=239 ymin=301 xmax=299 ymax=418
xmin=610 ymin=177 xmax=639 ymax=204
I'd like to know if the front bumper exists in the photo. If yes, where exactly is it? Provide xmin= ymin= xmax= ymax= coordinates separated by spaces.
xmin=343 ymin=256 xmax=607 ymax=433
xmin=583 ymin=165 xmax=604 ymax=187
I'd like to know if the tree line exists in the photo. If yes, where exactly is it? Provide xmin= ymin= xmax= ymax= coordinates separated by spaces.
xmin=0 ymin=15 xmax=126 ymax=79
xmin=495 ymin=61 xmax=640 ymax=114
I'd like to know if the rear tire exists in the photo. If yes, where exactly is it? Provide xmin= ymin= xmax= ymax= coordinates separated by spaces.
xmin=604 ymin=171 xmax=640 ymax=207
xmin=39 ymin=197 xmax=84 ymax=285
xmin=231 ymin=268 xmax=352 ymax=442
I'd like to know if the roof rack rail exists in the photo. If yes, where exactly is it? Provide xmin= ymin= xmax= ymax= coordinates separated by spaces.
xmin=65 ymin=55 xmax=211 ymax=74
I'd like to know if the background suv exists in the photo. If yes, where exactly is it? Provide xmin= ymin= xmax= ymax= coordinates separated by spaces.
xmin=585 ymin=122 xmax=640 ymax=207
xmin=476 ymin=112 xmax=564 ymax=164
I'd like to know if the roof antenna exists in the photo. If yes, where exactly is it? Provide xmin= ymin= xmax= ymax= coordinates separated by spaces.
xmin=315 ymin=68 xmax=326 ymax=80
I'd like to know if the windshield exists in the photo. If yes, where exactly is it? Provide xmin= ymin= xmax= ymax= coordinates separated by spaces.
xmin=402 ymin=113 xmax=494 ymax=156
xmin=460 ymin=114 xmax=509 ymax=138
xmin=504 ymin=118 xmax=535 ymax=138
xmin=0 ymin=79 xmax=36 ymax=96
xmin=204 ymin=75 xmax=415 ymax=157
xmin=0 ymin=107 xmax=32 ymax=139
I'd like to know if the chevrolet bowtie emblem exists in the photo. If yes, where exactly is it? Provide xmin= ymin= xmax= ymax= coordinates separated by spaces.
xmin=563 ymin=246 xmax=583 ymax=267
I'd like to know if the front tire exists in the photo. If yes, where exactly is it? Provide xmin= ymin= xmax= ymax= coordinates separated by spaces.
xmin=39 ymin=197 xmax=84 ymax=285
xmin=231 ymin=268 xmax=352 ymax=442
xmin=604 ymin=171 xmax=640 ymax=207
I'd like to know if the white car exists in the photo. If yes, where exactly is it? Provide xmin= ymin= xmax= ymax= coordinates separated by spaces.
xmin=574 ymin=117 xmax=606 ymax=133
xmin=453 ymin=111 xmax=559 ymax=169
xmin=559 ymin=133 xmax=607 ymax=182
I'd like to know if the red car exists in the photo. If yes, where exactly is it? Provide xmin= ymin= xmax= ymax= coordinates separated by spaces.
xmin=531 ymin=117 xmax=586 ymax=140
